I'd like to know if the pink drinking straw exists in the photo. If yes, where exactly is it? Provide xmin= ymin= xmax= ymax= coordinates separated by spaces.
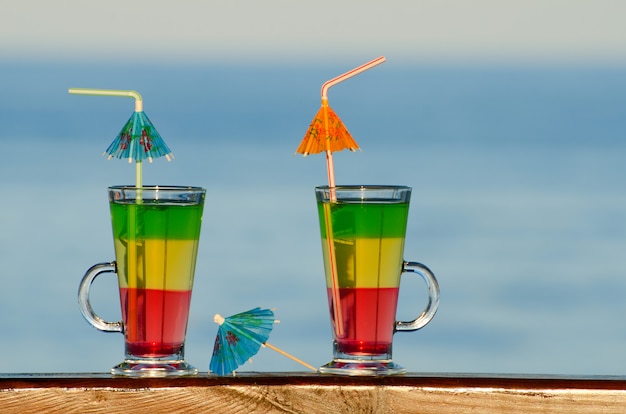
xmin=319 ymin=56 xmax=386 ymax=338
xmin=321 ymin=56 xmax=387 ymax=101
xmin=320 ymin=55 xmax=386 ymax=189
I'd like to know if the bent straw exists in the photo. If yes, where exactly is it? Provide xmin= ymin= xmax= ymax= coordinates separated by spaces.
xmin=69 ymin=88 xmax=151 ymax=335
xmin=320 ymin=55 xmax=386 ymax=188
xmin=318 ymin=56 xmax=386 ymax=338
xmin=68 ymin=88 xmax=146 ymax=189
xmin=321 ymin=56 xmax=387 ymax=101
xmin=68 ymin=88 xmax=144 ymax=111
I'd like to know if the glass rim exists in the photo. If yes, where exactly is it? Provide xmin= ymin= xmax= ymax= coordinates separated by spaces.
xmin=315 ymin=185 xmax=411 ymax=191
xmin=109 ymin=185 xmax=205 ymax=192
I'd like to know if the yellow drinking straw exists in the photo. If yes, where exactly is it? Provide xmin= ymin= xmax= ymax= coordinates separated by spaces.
xmin=69 ymin=88 xmax=144 ymax=188
xmin=68 ymin=88 xmax=173 ymax=189
xmin=69 ymin=87 xmax=174 ymax=338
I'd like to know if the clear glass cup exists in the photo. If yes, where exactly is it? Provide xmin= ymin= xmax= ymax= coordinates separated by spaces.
xmin=78 ymin=186 xmax=205 ymax=377
xmin=315 ymin=185 xmax=440 ymax=375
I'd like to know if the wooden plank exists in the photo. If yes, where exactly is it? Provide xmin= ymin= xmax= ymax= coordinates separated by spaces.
xmin=0 ymin=373 xmax=625 ymax=413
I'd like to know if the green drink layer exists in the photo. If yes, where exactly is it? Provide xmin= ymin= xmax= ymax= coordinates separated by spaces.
xmin=317 ymin=201 xmax=409 ymax=288
xmin=317 ymin=202 xmax=409 ymax=239
xmin=110 ymin=201 xmax=203 ymax=291
xmin=110 ymin=202 xmax=203 ymax=240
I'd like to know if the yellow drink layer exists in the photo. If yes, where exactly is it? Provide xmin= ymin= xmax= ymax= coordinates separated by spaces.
xmin=109 ymin=197 xmax=204 ymax=292
xmin=114 ymin=239 xmax=199 ymax=290
xmin=317 ymin=201 xmax=409 ymax=289
xmin=321 ymin=237 xmax=404 ymax=288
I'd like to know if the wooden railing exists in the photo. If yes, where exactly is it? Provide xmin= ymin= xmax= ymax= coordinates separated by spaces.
xmin=1 ymin=373 xmax=625 ymax=413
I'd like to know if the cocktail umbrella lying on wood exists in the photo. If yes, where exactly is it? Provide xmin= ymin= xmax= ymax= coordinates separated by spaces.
xmin=210 ymin=307 xmax=316 ymax=376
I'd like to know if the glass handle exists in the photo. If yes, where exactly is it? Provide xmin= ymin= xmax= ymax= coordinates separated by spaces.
xmin=395 ymin=261 xmax=440 ymax=332
xmin=77 ymin=261 xmax=123 ymax=333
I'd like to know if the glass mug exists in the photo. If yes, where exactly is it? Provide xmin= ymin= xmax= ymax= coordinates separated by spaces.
xmin=78 ymin=186 xmax=205 ymax=377
xmin=315 ymin=185 xmax=440 ymax=375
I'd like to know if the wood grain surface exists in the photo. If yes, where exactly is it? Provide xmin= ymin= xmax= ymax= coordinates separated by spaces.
xmin=1 ymin=373 xmax=625 ymax=413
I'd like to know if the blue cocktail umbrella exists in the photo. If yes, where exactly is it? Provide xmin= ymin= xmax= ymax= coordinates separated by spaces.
xmin=104 ymin=111 xmax=172 ymax=163
xmin=210 ymin=307 xmax=316 ymax=376
xmin=68 ymin=88 xmax=173 ymax=188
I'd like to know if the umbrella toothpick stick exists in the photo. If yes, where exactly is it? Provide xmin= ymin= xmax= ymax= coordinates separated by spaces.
xmin=262 ymin=342 xmax=317 ymax=372
xmin=212 ymin=310 xmax=316 ymax=374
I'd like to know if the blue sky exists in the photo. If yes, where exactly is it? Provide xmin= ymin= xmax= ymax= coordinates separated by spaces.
xmin=2 ymin=1 xmax=626 ymax=64
xmin=2 ymin=2 xmax=626 ymax=375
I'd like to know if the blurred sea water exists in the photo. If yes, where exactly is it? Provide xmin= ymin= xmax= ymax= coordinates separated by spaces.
xmin=1 ymin=60 xmax=626 ymax=374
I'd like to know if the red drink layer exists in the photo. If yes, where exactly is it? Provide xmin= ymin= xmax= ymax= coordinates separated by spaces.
xmin=328 ymin=287 xmax=399 ymax=355
xmin=120 ymin=287 xmax=192 ymax=357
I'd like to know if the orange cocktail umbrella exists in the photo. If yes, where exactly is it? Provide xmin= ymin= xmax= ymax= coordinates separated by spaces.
xmin=295 ymin=103 xmax=359 ymax=155
xmin=295 ymin=56 xmax=385 ymax=188
xmin=295 ymin=57 xmax=386 ymax=337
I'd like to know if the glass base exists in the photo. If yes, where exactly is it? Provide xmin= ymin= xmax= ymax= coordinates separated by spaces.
xmin=111 ymin=360 xmax=198 ymax=377
xmin=319 ymin=359 xmax=406 ymax=376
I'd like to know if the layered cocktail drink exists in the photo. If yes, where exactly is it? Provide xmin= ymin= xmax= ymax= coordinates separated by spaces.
xmin=319 ymin=200 xmax=407 ymax=356
xmin=79 ymin=186 xmax=205 ymax=377
xmin=110 ymin=190 xmax=203 ymax=358
xmin=315 ymin=185 xmax=439 ymax=376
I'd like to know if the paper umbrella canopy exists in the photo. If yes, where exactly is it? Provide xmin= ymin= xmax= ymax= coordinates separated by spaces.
xmin=209 ymin=307 xmax=315 ymax=375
